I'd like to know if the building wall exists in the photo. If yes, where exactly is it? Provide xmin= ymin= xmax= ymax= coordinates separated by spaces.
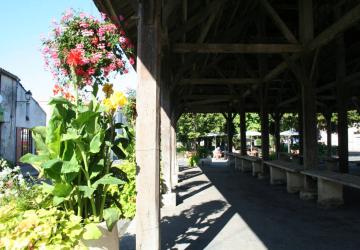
xmin=0 ymin=73 xmax=18 ymax=162
xmin=0 ymin=69 xmax=46 ymax=163
xmin=16 ymin=85 xmax=46 ymax=129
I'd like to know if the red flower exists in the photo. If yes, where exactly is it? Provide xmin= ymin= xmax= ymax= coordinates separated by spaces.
xmin=91 ymin=37 xmax=99 ymax=45
xmin=66 ymin=48 xmax=84 ymax=66
xmin=75 ymin=67 xmax=87 ymax=76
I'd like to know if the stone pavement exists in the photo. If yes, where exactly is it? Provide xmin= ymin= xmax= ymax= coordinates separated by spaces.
xmin=161 ymin=160 xmax=360 ymax=250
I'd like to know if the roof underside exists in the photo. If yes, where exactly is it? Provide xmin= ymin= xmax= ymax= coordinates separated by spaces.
xmin=94 ymin=0 xmax=360 ymax=114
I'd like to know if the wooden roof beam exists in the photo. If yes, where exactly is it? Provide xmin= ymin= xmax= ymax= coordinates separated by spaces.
xmin=170 ymin=0 xmax=225 ymax=41
xmin=258 ymin=0 xmax=298 ymax=43
xmin=179 ymin=78 xmax=260 ymax=85
xmin=173 ymin=43 xmax=303 ymax=54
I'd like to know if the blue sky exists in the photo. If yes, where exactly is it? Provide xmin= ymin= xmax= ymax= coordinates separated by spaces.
xmin=0 ymin=1 xmax=136 ymax=117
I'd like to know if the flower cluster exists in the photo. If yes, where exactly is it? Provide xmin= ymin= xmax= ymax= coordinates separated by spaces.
xmin=102 ymin=84 xmax=127 ymax=113
xmin=0 ymin=166 xmax=25 ymax=199
xmin=42 ymin=9 xmax=135 ymax=91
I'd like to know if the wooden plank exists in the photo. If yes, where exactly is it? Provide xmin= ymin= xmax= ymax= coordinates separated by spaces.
xmin=173 ymin=43 xmax=303 ymax=54
xmin=259 ymin=0 xmax=298 ymax=43
xmin=264 ymin=160 xmax=304 ymax=173
xmin=302 ymin=170 xmax=360 ymax=189
xmin=179 ymin=78 xmax=260 ymax=85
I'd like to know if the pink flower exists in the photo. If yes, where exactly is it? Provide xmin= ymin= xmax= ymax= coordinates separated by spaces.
xmin=119 ymin=36 xmax=126 ymax=43
xmin=79 ymin=22 xmax=89 ymax=28
xmin=97 ymin=43 xmax=105 ymax=49
xmin=119 ymin=15 xmax=125 ymax=21
xmin=90 ymin=53 xmax=102 ymax=63
xmin=81 ymin=29 xmax=94 ymax=37
xmin=100 ymin=13 xmax=107 ymax=21
xmin=62 ymin=9 xmax=73 ymax=22
xmin=129 ymin=57 xmax=135 ymax=65
xmin=106 ymin=52 xmax=114 ymax=59
xmin=79 ymin=12 xmax=87 ymax=19
xmin=76 ymin=43 xmax=84 ymax=49
xmin=82 ymin=57 xmax=90 ymax=64
xmin=87 ymin=68 xmax=95 ymax=75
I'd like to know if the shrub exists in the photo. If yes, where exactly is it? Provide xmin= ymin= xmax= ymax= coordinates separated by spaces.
xmin=0 ymin=204 xmax=90 ymax=249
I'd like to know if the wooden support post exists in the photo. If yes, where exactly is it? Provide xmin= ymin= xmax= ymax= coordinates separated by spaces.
xmin=274 ymin=112 xmax=282 ymax=159
xmin=227 ymin=111 xmax=234 ymax=153
xmin=324 ymin=112 xmax=332 ymax=158
xmin=240 ymin=100 xmax=247 ymax=156
xmin=260 ymin=90 xmax=270 ymax=160
xmin=335 ymin=9 xmax=349 ymax=173
xmin=160 ymin=64 xmax=176 ymax=207
xmin=299 ymin=0 xmax=318 ymax=170
xmin=171 ymin=113 xmax=178 ymax=189
xmin=135 ymin=2 xmax=161 ymax=249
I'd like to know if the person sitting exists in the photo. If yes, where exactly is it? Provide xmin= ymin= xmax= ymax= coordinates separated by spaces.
xmin=213 ymin=147 xmax=222 ymax=159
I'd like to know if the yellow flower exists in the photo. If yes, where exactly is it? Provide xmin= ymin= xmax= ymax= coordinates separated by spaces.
xmin=102 ymin=98 xmax=113 ymax=112
xmin=110 ymin=91 xmax=128 ymax=108
xmin=102 ymin=83 xmax=114 ymax=98
xmin=102 ymin=91 xmax=127 ymax=113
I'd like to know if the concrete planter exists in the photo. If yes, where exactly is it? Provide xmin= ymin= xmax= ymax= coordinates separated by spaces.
xmin=83 ymin=221 xmax=119 ymax=250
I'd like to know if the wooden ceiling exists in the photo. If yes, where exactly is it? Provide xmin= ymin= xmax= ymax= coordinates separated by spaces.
xmin=94 ymin=0 xmax=360 ymax=114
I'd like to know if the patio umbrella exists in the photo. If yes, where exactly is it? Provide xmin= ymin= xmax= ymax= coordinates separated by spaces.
xmin=246 ymin=131 xmax=261 ymax=151
xmin=280 ymin=130 xmax=299 ymax=153
xmin=280 ymin=130 xmax=299 ymax=136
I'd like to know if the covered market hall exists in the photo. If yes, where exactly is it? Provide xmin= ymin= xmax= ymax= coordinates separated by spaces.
xmin=95 ymin=0 xmax=360 ymax=249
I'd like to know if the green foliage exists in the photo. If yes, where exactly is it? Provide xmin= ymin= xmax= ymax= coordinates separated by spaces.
xmin=177 ymin=113 xmax=226 ymax=148
xmin=20 ymin=96 xmax=132 ymax=229
xmin=188 ymin=154 xmax=200 ymax=167
xmin=246 ymin=113 xmax=261 ymax=131
xmin=0 ymin=204 xmax=91 ymax=249
xmin=122 ymin=89 xmax=136 ymax=126
xmin=111 ymin=161 xmax=136 ymax=219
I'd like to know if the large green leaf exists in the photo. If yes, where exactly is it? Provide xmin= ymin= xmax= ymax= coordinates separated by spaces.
xmin=73 ymin=111 xmax=98 ymax=128
xmin=61 ymin=131 xmax=81 ymax=141
xmin=41 ymin=159 xmax=62 ymax=169
xmin=31 ymin=126 xmax=49 ymax=155
xmin=78 ymin=186 xmax=96 ymax=198
xmin=83 ymin=223 xmax=102 ymax=240
xmin=89 ymin=132 xmax=104 ymax=154
xmin=103 ymin=207 xmax=120 ymax=231
xmin=111 ymin=145 xmax=127 ymax=159
xmin=49 ymin=96 xmax=72 ymax=106
xmin=20 ymin=154 xmax=49 ymax=168
xmin=93 ymin=174 xmax=125 ymax=188
xmin=53 ymin=183 xmax=72 ymax=197
xmin=61 ymin=160 xmax=81 ymax=174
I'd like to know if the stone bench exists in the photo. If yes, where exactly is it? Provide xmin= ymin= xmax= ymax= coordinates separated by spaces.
xmin=234 ymin=155 xmax=262 ymax=175
xmin=301 ymin=170 xmax=360 ymax=207
xmin=264 ymin=160 xmax=304 ymax=193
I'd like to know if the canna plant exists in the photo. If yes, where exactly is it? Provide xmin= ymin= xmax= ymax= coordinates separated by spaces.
xmin=21 ymin=10 xmax=134 ymax=231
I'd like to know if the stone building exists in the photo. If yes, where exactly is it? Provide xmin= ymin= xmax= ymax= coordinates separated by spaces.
xmin=0 ymin=67 xmax=46 ymax=163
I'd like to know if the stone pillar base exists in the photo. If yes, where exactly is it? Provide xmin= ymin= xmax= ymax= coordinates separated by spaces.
xmin=235 ymin=158 xmax=241 ymax=171
xmin=252 ymin=162 xmax=262 ymax=177
xmin=162 ymin=192 xmax=177 ymax=208
xmin=241 ymin=160 xmax=252 ymax=172
xmin=300 ymin=175 xmax=317 ymax=200
xmin=286 ymin=172 xmax=303 ymax=193
xmin=318 ymin=179 xmax=343 ymax=208
xmin=270 ymin=167 xmax=286 ymax=185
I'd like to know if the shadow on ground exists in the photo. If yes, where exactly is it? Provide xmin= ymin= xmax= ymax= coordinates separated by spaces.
xmin=161 ymin=160 xmax=360 ymax=250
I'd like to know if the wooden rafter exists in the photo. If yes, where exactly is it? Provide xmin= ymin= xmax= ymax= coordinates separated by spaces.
xmin=179 ymin=78 xmax=260 ymax=85
xmin=173 ymin=43 xmax=303 ymax=54
xmin=258 ymin=0 xmax=298 ymax=43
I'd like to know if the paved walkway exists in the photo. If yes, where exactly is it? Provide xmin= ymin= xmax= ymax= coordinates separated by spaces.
xmin=161 ymin=159 xmax=360 ymax=250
